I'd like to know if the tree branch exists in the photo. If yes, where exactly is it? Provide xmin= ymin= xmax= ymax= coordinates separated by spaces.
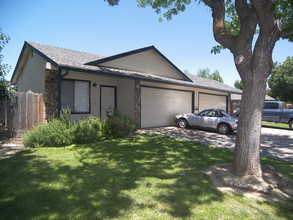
xmin=232 ymin=0 xmax=257 ymax=78
xmin=203 ymin=0 xmax=236 ymax=51
xmin=250 ymin=0 xmax=280 ymax=38
xmin=281 ymin=30 xmax=293 ymax=38
xmin=250 ymin=0 xmax=281 ymax=78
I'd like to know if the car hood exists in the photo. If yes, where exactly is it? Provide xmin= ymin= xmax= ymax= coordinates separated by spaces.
xmin=175 ymin=113 xmax=194 ymax=119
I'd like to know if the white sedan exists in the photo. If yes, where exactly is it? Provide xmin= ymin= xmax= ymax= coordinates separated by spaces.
xmin=174 ymin=109 xmax=238 ymax=134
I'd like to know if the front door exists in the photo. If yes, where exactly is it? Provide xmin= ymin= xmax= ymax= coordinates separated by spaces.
xmin=100 ymin=86 xmax=116 ymax=120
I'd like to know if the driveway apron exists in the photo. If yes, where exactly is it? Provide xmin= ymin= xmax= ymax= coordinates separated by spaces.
xmin=137 ymin=126 xmax=293 ymax=163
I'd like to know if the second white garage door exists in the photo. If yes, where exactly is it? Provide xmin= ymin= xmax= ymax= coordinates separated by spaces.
xmin=141 ymin=86 xmax=193 ymax=128
xmin=198 ymin=93 xmax=227 ymax=112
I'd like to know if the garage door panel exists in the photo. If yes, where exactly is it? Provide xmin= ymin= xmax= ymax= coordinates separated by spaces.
xmin=141 ymin=87 xmax=192 ymax=128
xmin=199 ymin=93 xmax=227 ymax=112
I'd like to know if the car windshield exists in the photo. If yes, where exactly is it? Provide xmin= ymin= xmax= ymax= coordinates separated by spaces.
xmin=198 ymin=110 xmax=216 ymax=117
xmin=220 ymin=110 xmax=230 ymax=117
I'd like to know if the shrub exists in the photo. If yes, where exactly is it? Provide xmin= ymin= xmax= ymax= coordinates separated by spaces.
xmin=71 ymin=116 xmax=104 ymax=144
xmin=59 ymin=107 xmax=71 ymax=128
xmin=23 ymin=108 xmax=138 ymax=148
xmin=23 ymin=119 xmax=73 ymax=147
xmin=106 ymin=110 xmax=138 ymax=138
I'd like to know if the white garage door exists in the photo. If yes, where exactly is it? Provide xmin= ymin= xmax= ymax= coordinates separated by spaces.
xmin=198 ymin=93 xmax=227 ymax=112
xmin=141 ymin=87 xmax=193 ymax=128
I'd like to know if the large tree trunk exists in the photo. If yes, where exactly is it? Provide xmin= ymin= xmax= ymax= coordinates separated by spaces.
xmin=203 ymin=0 xmax=281 ymax=177
xmin=231 ymin=70 xmax=267 ymax=177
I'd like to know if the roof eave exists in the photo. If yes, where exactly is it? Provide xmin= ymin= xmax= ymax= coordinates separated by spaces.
xmin=58 ymin=65 xmax=242 ymax=94
xmin=11 ymin=41 xmax=59 ymax=84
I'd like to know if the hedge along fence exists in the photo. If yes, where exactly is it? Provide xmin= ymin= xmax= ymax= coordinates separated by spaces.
xmin=0 ymin=91 xmax=45 ymax=138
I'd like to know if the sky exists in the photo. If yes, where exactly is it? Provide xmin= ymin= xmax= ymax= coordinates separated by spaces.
xmin=1 ymin=0 xmax=292 ymax=86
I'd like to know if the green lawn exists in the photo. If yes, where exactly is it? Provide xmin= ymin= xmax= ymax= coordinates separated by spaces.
xmin=262 ymin=122 xmax=290 ymax=129
xmin=0 ymin=134 xmax=292 ymax=219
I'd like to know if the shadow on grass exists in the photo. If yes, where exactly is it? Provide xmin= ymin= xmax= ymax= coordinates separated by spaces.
xmin=0 ymin=134 xmax=292 ymax=219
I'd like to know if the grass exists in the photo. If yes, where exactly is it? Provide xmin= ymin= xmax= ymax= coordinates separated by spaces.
xmin=262 ymin=122 xmax=290 ymax=129
xmin=0 ymin=134 xmax=292 ymax=219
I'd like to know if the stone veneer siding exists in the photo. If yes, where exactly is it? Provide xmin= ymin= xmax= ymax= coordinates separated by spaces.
xmin=44 ymin=70 xmax=58 ymax=121
xmin=134 ymin=80 xmax=141 ymax=127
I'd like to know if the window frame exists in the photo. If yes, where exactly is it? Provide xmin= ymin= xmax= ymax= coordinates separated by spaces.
xmin=61 ymin=79 xmax=91 ymax=114
xmin=264 ymin=102 xmax=279 ymax=110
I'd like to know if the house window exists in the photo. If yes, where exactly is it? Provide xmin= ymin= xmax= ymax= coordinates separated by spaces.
xmin=61 ymin=80 xmax=90 ymax=113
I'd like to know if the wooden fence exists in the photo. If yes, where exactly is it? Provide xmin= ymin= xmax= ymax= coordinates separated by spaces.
xmin=0 ymin=91 xmax=45 ymax=138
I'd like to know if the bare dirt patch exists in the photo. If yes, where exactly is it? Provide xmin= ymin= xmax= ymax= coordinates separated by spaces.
xmin=205 ymin=163 xmax=293 ymax=202
xmin=0 ymin=138 xmax=26 ymax=159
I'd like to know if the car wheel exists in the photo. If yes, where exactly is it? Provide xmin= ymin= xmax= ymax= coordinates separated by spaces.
xmin=177 ymin=118 xmax=188 ymax=128
xmin=289 ymin=120 xmax=293 ymax=130
xmin=217 ymin=123 xmax=231 ymax=134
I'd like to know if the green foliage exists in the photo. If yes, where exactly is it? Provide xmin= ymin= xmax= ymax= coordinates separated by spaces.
xmin=275 ymin=0 xmax=293 ymax=42
xmin=23 ymin=119 xmax=73 ymax=147
xmin=137 ymin=0 xmax=192 ymax=21
xmin=197 ymin=68 xmax=224 ymax=83
xmin=234 ymin=79 xmax=243 ymax=90
xmin=105 ymin=0 xmax=293 ymax=48
xmin=106 ymin=109 xmax=138 ymax=138
xmin=0 ymin=28 xmax=12 ymax=100
xmin=211 ymin=45 xmax=226 ymax=54
xmin=58 ymin=107 xmax=71 ymax=127
xmin=23 ymin=107 xmax=138 ymax=147
xmin=268 ymin=57 xmax=293 ymax=102
xmin=71 ymin=116 xmax=104 ymax=144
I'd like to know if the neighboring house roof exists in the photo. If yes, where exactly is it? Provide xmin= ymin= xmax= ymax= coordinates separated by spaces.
xmin=11 ymin=41 xmax=242 ymax=94
xmin=231 ymin=94 xmax=275 ymax=101
xmin=186 ymin=74 xmax=242 ymax=94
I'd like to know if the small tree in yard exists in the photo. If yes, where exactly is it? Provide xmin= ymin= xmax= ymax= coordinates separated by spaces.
xmin=0 ymin=28 xmax=12 ymax=101
xmin=105 ymin=0 xmax=293 ymax=178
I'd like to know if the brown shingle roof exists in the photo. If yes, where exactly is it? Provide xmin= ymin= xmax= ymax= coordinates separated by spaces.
xmin=186 ymin=73 xmax=242 ymax=94
xmin=12 ymin=41 xmax=242 ymax=94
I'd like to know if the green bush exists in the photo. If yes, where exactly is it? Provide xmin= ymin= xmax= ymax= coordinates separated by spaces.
xmin=106 ymin=109 xmax=138 ymax=138
xmin=23 ymin=108 xmax=138 ymax=147
xmin=59 ymin=107 xmax=71 ymax=128
xmin=71 ymin=116 xmax=104 ymax=144
xmin=23 ymin=119 xmax=73 ymax=147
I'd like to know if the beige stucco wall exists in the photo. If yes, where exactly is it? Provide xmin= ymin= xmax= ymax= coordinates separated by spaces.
xmin=63 ymin=71 xmax=135 ymax=121
xmin=59 ymin=71 xmax=231 ymax=122
xmin=100 ymin=50 xmax=185 ymax=80
xmin=117 ymin=78 xmax=135 ymax=118
xmin=17 ymin=51 xmax=46 ymax=93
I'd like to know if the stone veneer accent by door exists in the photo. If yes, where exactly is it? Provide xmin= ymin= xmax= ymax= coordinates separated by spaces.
xmin=134 ymin=80 xmax=141 ymax=127
xmin=44 ymin=70 xmax=58 ymax=121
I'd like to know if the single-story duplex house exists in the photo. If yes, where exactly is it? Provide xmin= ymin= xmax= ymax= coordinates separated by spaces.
xmin=11 ymin=41 xmax=241 ymax=128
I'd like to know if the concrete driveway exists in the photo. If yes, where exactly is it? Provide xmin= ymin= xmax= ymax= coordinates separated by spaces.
xmin=138 ymin=126 xmax=293 ymax=163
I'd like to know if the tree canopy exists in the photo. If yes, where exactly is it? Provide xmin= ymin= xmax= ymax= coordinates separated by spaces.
xmin=197 ymin=68 xmax=224 ymax=83
xmin=268 ymin=57 xmax=293 ymax=103
xmin=234 ymin=79 xmax=243 ymax=90
xmin=104 ymin=0 xmax=293 ymax=42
